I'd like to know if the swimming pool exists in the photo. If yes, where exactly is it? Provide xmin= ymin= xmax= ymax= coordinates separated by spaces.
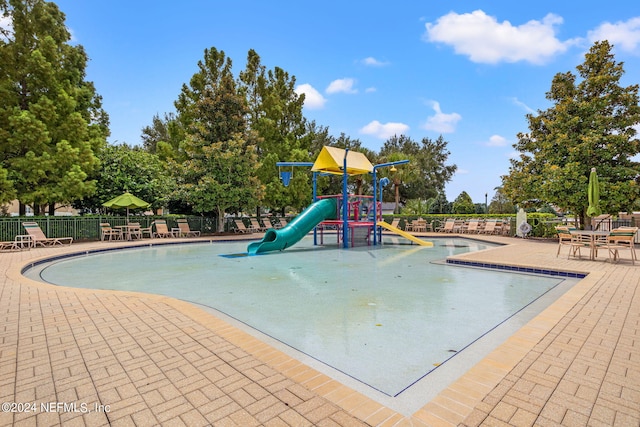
xmin=25 ymin=237 xmax=571 ymax=404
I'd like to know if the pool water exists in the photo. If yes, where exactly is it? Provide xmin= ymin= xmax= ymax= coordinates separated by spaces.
xmin=29 ymin=237 xmax=565 ymax=397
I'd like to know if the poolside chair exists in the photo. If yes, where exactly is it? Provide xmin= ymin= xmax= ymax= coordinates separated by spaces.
xmin=0 ymin=235 xmax=33 ymax=251
xmin=22 ymin=221 xmax=73 ymax=246
xmin=435 ymin=218 xmax=456 ymax=233
xmin=100 ymin=223 xmax=123 ymax=241
xmin=605 ymin=227 xmax=638 ymax=264
xmin=176 ymin=219 xmax=200 ymax=237
xmin=555 ymin=225 xmax=576 ymax=257
xmin=139 ymin=222 xmax=153 ymax=238
xmin=463 ymin=219 xmax=481 ymax=233
xmin=481 ymin=219 xmax=500 ymax=235
xmin=152 ymin=220 xmax=176 ymax=238
xmin=270 ymin=217 xmax=288 ymax=229
xmin=233 ymin=219 xmax=253 ymax=234
xmin=250 ymin=217 xmax=267 ymax=232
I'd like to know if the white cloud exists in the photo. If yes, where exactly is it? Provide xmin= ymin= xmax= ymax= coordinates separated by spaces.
xmin=295 ymin=84 xmax=327 ymax=109
xmin=510 ymin=97 xmax=536 ymax=114
xmin=424 ymin=10 xmax=577 ymax=64
xmin=365 ymin=87 xmax=377 ymax=93
xmin=326 ymin=78 xmax=358 ymax=94
xmin=359 ymin=120 xmax=409 ymax=139
xmin=361 ymin=56 xmax=389 ymax=67
xmin=421 ymin=101 xmax=461 ymax=133
xmin=588 ymin=17 xmax=640 ymax=53
xmin=486 ymin=135 xmax=507 ymax=147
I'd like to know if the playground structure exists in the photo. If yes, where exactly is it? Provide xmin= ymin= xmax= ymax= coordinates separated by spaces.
xmin=247 ymin=146 xmax=432 ymax=255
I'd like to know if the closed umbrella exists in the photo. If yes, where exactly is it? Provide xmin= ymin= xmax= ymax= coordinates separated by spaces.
xmin=102 ymin=192 xmax=150 ymax=221
xmin=587 ymin=167 xmax=602 ymax=218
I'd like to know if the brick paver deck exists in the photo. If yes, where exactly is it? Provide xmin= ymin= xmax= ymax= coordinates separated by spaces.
xmin=0 ymin=234 xmax=637 ymax=426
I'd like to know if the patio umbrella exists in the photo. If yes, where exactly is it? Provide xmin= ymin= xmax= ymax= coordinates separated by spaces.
xmin=102 ymin=192 xmax=150 ymax=221
xmin=587 ymin=167 xmax=602 ymax=218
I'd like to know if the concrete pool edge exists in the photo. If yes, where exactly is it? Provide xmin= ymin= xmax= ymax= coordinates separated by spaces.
xmin=8 ymin=236 xmax=605 ymax=426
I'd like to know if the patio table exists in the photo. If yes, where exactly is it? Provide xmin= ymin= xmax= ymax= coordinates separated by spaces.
xmin=569 ymin=229 xmax=609 ymax=260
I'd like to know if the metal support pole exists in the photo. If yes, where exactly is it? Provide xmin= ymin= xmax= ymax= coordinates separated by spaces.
xmin=342 ymin=149 xmax=349 ymax=248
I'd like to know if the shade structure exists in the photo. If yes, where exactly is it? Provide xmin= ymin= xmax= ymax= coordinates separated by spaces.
xmin=102 ymin=192 xmax=150 ymax=219
xmin=587 ymin=167 xmax=602 ymax=217
xmin=311 ymin=146 xmax=374 ymax=176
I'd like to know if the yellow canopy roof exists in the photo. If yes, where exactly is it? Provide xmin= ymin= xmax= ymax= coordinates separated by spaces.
xmin=311 ymin=146 xmax=374 ymax=176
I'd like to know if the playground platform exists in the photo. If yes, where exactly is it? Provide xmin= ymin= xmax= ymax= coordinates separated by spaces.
xmin=1 ymin=233 xmax=638 ymax=426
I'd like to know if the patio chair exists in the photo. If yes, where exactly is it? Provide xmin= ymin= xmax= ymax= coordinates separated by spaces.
xmin=250 ymin=217 xmax=267 ymax=232
xmin=139 ymin=223 xmax=153 ymax=238
xmin=176 ymin=219 xmax=200 ymax=237
xmin=100 ymin=223 xmax=122 ymax=241
xmin=605 ymin=227 xmax=638 ymax=264
xmin=0 ymin=235 xmax=33 ymax=251
xmin=152 ymin=220 xmax=176 ymax=238
xmin=22 ymin=222 xmax=73 ymax=246
xmin=555 ymin=225 xmax=575 ymax=257
xmin=233 ymin=219 xmax=253 ymax=234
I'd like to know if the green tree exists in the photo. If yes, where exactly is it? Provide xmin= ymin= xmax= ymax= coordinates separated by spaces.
xmin=488 ymin=187 xmax=516 ymax=214
xmin=379 ymin=135 xmax=457 ymax=205
xmin=238 ymin=49 xmax=309 ymax=213
xmin=0 ymin=0 xmax=109 ymax=215
xmin=502 ymin=41 xmax=640 ymax=227
xmin=76 ymin=143 xmax=173 ymax=213
xmin=174 ymin=47 xmax=261 ymax=230
xmin=452 ymin=191 xmax=475 ymax=214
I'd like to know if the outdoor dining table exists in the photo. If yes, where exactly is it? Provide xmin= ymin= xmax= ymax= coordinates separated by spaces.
xmin=115 ymin=224 xmax=142 ymax=241
xmin=569 ymin=229 xmax=610 ymax=260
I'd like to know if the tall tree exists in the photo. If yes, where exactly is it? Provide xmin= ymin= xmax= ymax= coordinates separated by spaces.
xmin=378 ymin=134 xmax=456 ymax=209
xmin=502 ymin=41 xmax=640 ymax=226
xmin=238 ymin=50 xmax=309 ymax=213
xmin=0 ymin=0 xmax=109 ymax=215
xmin=174 ymin=47 xmax=261 ymax=230
xmin=75 ymin=143 xmax=173 ymax=214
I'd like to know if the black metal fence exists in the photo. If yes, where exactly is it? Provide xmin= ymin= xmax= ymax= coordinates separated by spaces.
xmin=0 ymin=216 xmax=216 ymax=242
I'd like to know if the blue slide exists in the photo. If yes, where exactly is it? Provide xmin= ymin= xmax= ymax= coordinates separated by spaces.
xmin=247 ymin=198 xmax=337 ymax=255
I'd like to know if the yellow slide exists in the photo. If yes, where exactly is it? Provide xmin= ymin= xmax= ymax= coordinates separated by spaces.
xmin=377 ymin=221 xmax=433 ymax=247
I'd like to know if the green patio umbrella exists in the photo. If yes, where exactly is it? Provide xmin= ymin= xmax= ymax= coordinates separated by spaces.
xmin=587 ymin=167 xmax=602 ymax=218
xmin=102 ymin=192 xmax=150 ymax=220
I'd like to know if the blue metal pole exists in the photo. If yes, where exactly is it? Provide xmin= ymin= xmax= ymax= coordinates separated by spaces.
xmin=342 ymin=149 xmax=349 ymax=248
xmin=372 ymin=170 xmax=377 ymax=245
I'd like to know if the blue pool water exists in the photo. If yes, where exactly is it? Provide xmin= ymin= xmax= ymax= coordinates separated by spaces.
xmin=28 ymin=237 xmax=566 ymax=397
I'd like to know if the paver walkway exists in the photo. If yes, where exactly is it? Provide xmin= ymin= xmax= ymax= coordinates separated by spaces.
xmin=0 ymin=234 xmax=637 ymax=426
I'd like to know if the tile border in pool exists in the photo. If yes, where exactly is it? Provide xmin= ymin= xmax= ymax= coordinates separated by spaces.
xmin=445 ymin=258 xmax=588 ymax=278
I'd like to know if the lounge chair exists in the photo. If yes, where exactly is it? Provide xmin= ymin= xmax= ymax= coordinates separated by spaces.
xmin=0 ymin=235 xmax=33 ymax=251
xmin=100 ymin=223 xmax=123 ymax=241
xmin=233 ymin=219 xmax=253 ymax=234
xmin=605 ymin=227 xmax=638 ymax=264
xmin=435 ymin=218 xmax=455 ymax=233
xmin=176 ymin=219 xmax=200 ymax=237
xmin=250 ymin=218 xmax=267 ymax=232
xmin=480 ymin=219 xmax=500 ymax=234
xmin=463 ymin=219 xmax=481 ymax=233
xmin=153 ymin=220 xmax=176 ymax=238
xmin=270 ymin=217 xmax=289 ymax=229
xmin=22 ymin=221 xmax=73 ymax=246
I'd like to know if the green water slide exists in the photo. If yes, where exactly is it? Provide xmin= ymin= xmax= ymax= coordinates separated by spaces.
xmin=247 ymin=198 xmax=337 ymax=255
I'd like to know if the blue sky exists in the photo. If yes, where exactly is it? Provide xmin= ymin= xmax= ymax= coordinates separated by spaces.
xmin=49 ymin=1 xmax=640 ymax=203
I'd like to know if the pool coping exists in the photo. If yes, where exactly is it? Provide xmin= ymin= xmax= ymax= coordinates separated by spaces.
xmin=3 ymin=233 xmax=624 ymax=425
